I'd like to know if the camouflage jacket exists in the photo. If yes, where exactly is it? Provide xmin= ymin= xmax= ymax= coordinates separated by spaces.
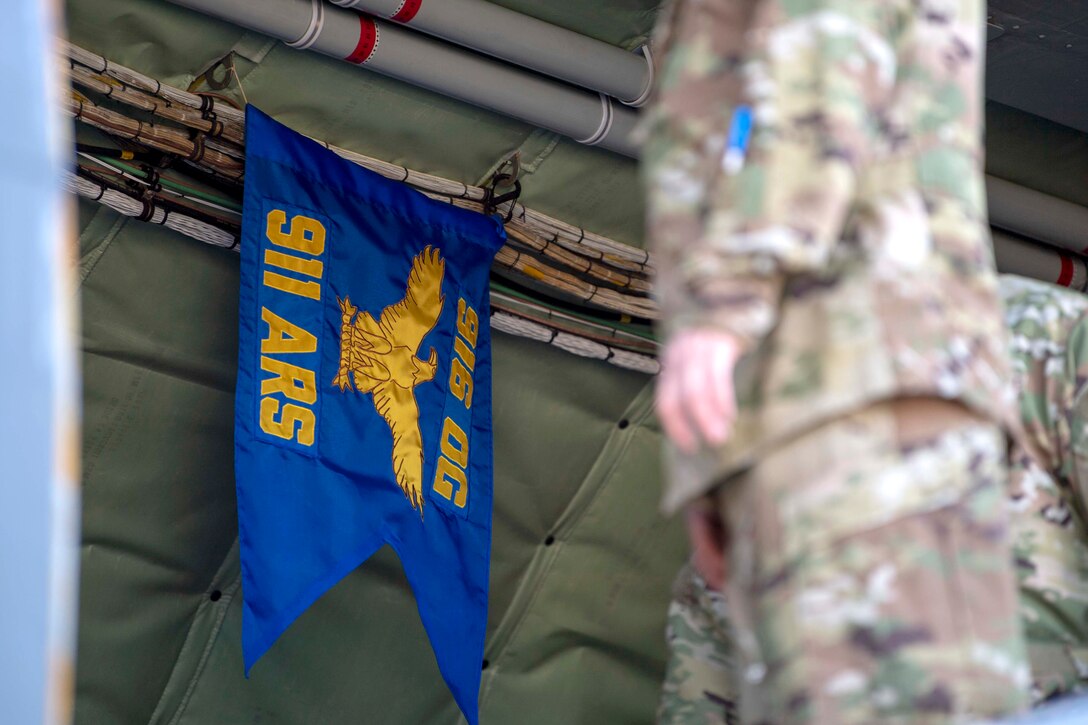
xmin=643 ymin=0 xmax=1015 ymax=512
xmin=1002 ymin=275 xmax=1088 ymax=700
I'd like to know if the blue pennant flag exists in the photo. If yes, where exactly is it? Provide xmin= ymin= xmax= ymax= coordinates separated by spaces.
xmin=235 ymin=107 xmax=504 ymax=724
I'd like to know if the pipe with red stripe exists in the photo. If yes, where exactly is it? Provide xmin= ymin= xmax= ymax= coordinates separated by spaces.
xmin=988 ymin=176 xmax=1088 ymax=258
xmin=331 ymin=0 xmax=653 ymax=105
xmin=993 ymin=229 xmax=1088 ymax=292
xmin=166 ymin=0 xmax=639 ymax=156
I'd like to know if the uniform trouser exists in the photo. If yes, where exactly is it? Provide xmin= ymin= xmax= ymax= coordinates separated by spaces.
xmin=1008 ymin=448 xmax=1088 ymax=703
xmin=658 ymin=400 xmax=1031 ymax=724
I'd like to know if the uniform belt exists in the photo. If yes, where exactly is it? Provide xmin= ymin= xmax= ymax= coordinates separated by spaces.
xmin=890 ymin=398 xmax=985 ymax=446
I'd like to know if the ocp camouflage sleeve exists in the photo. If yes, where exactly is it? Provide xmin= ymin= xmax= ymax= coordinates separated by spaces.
xmin=645 ymin=0 xmax=904 ymax=350
xmin=1002 ymin=275 xmax=1088 ymax=700
xmin=658 ymin=564 xmax=739 ymax=725
xmin=649 ymin=0 xmax=1013 ymax=514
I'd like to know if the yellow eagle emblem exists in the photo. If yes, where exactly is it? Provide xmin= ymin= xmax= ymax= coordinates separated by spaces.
xmin=333 ymin=246 xmax=445 ymax=512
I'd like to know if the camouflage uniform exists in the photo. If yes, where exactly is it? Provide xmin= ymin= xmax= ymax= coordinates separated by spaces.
xmin=656 ymin=276 xmax=1088 ymax=721
xmin=1003 ymin=276 xmax=1088 ymax=702
xmin=643 ymin=0 xmax=1030 ymax=721
xmin=658 ymin=564 xmax=741 ymax=725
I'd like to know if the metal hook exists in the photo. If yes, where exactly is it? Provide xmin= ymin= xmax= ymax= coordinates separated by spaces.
xmin=483 ymin=171 xmax=522 ymax=224
xmin=200 ymin=53 xmax=236 ymax=91
xmin=495 ymin=151 xmax=521 ymax=187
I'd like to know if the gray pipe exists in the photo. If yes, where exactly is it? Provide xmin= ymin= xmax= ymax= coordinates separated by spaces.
xmin=167 ymin=0 xmax=1088 ymax=264
xmin=166 ymin=0 xmax=639 ymax=156
xmin=992 ymin=229 xmax=1088 ymax=292
xmin=331 ymin=0 xmax=652 ymax=105
xmin=988 ymin=176 xmax=1088 ymax=257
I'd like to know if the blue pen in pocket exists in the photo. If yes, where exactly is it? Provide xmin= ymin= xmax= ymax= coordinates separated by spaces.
xmin=723 ymin=105 xmax=753 ymax=175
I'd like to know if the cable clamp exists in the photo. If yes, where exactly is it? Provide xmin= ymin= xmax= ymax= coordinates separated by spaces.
xmin=624 ymin=44 xmax=655 ymax=108
xmin=187 ymin=134 xmax=207 ymax=164
xmin=140 ymin=164 xmax=163 ymax=194
xmin=483 ymin=171 xmax=522 ymax=224
xmin=577 ymin=94 xmax=614 ymax=146
xmin=287 ymin=0 xmax=326 ymax=51
xmin=137 ymin=199 xmax=156 ymax=223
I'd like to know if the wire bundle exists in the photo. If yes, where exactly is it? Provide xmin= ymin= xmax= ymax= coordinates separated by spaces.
xmin=66 ymin=43 xmax=245 ymax=126
xmin=67 ymin=172 xmax=237 ymax=248
xmin=64 ymin=43 xmax=661 ymax=373
xmin=491 ymin=312 xmax=659 ymax=375
xmin=66 ymin=92 xmax=244 ymax=180
xmin=64 ymin=44 xmax=650 ymax=262
xmin=69 ymin=63 xmax=245 ymax=146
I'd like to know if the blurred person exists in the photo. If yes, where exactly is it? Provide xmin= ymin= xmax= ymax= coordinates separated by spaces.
xmin=642 ymin=0 xmax=1030 ymax=721
xmin=654 ymin=275 xmax=1088 ymax=721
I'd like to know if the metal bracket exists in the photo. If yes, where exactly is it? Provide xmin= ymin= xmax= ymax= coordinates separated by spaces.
xmin=483 ymin=171 xmax=522 ymax=223
xmin=198 ymin=53 xmax=236 ymax=91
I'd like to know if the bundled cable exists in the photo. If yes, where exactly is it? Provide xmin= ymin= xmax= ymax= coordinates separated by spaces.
xmin=309 ymin=138 xmax=653 ymax=274
xmin=71 ymin=167 xmax=660 ymax=373
xmin=66 ymin=90 xmax=244 ymax=180
xmin=68 ymin=63 xmax=245 ymax=146
xmin=65 ymin=88 xmax=654 ymax=314
xmin=65 ymin=43 xmax=653 ymax=274
xmin=64 ymin=43 xmax=667 ymax=371
xmin=65 ymin=42 xmax=245 ymax=126
xmin=492 ymin=245 xmax=657 ymax=319
xmin=490 ymin=288 xmax=656 ymax=354
xmin=490 ymin=311 xmax=659 ymax=375
xmin=77 ymin=152 xmax=243 ymax=218
xmin=67 ymin=96 xmax=655 ymax=315
xmin=67 ymin=171 xmax=237 ymax=249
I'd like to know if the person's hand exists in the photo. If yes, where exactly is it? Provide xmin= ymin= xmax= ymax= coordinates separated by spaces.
xmin=685 ymin=499 xmax=727 ymax=590
xmin=656 ymin=329 xmax=742 ymax=453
